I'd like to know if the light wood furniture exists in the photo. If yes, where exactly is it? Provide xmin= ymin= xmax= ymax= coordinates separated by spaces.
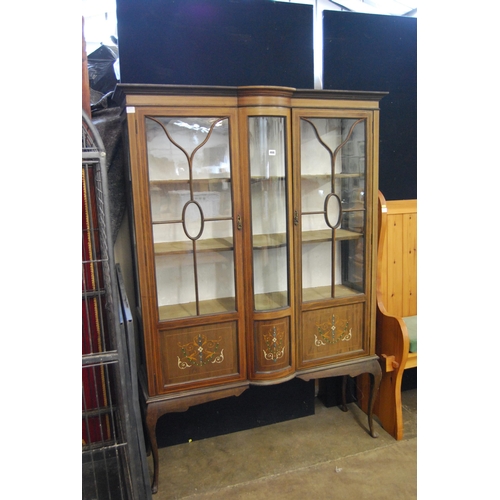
xmin=116 ymin=84 xmax=386 ymax=493
xmin=359 ymin=191 xmax=417 ymax=440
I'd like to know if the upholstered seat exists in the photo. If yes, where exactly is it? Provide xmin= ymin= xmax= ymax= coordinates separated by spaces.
xmin=403 ymin=316 xmax=417 ymax=353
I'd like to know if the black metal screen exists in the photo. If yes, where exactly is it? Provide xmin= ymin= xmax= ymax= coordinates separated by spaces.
xmin=82 ymin=111 xmax=150 ymax=500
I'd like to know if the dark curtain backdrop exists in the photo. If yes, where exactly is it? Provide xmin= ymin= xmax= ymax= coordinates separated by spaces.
xmin=116 ymin=0 xmax=314 ymax=89
xmin=323 ymin=11 xmax=417 ymax=200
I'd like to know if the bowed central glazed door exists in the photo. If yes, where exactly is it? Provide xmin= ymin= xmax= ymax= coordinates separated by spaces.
xmin=238 ymin=102 xmax=296 ymax=383
xmin=130 ymin=106 xmax=248 ymax=400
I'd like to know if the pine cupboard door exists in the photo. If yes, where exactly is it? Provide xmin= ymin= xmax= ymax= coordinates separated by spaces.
xmin=239 ymin=106 xmax=296 ymax=381
xmin=292 ymin=108 xmax=377 ymax=369
xmin=130 ymin=107 xmax=247 ymax=396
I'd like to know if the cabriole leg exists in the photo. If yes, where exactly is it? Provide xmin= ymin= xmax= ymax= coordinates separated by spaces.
xmin=340 ymin=375 xmax=348 ymax=412
xmin=367 ymin=365 xmax=382 ymax=438
xmin=145 ymin=406 xmax=160 ymax=494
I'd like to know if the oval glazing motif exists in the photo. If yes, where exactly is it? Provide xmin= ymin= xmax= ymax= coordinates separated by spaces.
xmin=182 ymin=200 xmax=204 ymax=240
xmin=324 ymin=193 xmax=342 ymax=229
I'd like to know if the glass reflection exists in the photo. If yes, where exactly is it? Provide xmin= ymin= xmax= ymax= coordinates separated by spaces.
xmin=300 ymin=117 xmax=366 ymax=300
xmin=146 ymin=116 xmax=236 ymax=319
xmin=248 ymin=116 xmax=289 ymax=311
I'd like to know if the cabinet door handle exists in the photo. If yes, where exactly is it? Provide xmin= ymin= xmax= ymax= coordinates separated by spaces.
xmin=237 ymin=215 xmax=242 ymax=230
xmin=294 ymin=210 xmax=299 ymax=226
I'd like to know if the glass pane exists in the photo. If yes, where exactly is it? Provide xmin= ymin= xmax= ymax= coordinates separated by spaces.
xmin=340 ymin=176 xmax=365 ymax=210
xmin=183 ymin=201 xmax=203 ymax=240
xmin=155 ymin=251 xmax=196 ymax=321
xmin=342 ymin=209 xmax=365 ymax=233
xmin=301 ymin=175 xmax=331 ymax=215
xmin=301 ymin=240 xmax=332 ymax=302
xmin=196 ymin=249 xmax=235 ymax=315
xmin=146 ymin=119 xmax=189 ymax=182
xmin=192 ymin=183 xmax=232 ymax=219
xmin=197 ymin=220 xmax=235 ymax=312
xmin=338 ymin=119 xmax=365 ymax=212
xmin=249 ymin=116 xmax=289 ymax=311
xmin=150 ymin=181 xmax=190 ymax=223
xmin=146 ymin=116 xmax=236 ymax=319
xmin=340 ymin=237 xmax=365 ymax=295
xmin=252 ymin=246 xmax=288 ymax=310
xmin=192 ymin=119 xmax=231 ymax=180
xmin=300 ymin=118 xmax=341 ymax=175
xmin=340 ymin=210 xmax=365 ymax=294
xmin=325 ymin=194 xmax=341 ymax=228
xmin=340 ymin=123 xmax=365 ymax=172
xmin=300 ymin=117 xmax=366 ymax=301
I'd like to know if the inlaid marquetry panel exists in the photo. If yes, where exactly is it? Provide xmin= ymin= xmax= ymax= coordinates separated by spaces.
xmin=299 ymin=303 xmax=364 ymax=367
xmin=158 ymin=322 xmax=240 ymax=390
xmin=253 ymin=317 xmax=291 ymax=373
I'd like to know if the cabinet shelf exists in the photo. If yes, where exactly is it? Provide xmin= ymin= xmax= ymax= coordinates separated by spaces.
xmin=301 ymin=173 xmax=363 ymax=180
xmin=154 ymin=234 xmax=286 ymax=255
xmin=159 ymin=296 xmax=236 ymax=321
xmin=154 ymin=237 xmax=233 ymax=255
xmin=251 ymin=176 xmax=286 ymax=182
xmin=253 ymin=233 xmax=287 ymax=249
xmin=302 ymin=228 xmax=362 ymax=243
xmin=150 ymin=178 xmax=231 ymax=186
xmin=302 ymin=284 xmax=361 ymax=302
xmin=153 ymin=228 xmax=362 ymax=256
xmin=158 ymin=291 xmax=289 ymax=321
xmin=337 ymin=173 xmax=364 ymax=178
xmin=254 ymin=291 xmax=288 ymax=310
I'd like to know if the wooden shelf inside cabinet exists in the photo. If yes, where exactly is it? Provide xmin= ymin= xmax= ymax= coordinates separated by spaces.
xmin=150 ymin=177 xmax=231 ymax=186
xmin=252 ymin=229 xmax=362 ymax=252
xmin=154 ymin=233 xmax=297 ymax=255
xmin=254 ymin=291 xmax=288 ymax=311
xmin=302 ymin=228 xmax=362 ymax=243
xmin=158 ymin=292 xmax=290 ymax=321
xmin=154 ymin=230 xmax=362 ymax=256
xmin=301 ymin=173 xmax=364 ymax=180
xmin=154 ymin=230 xmax=362 ymax=258
xmin=253 ymin=233 xmax=287 ymax=249
xmin=251 ymin=176 xmax=286 ymax=182
xmin=337 ymin=173 xmax=364 ymax=179
xmin=154 ymin=237 xmax=234 ymax=255
xmin=303 ymin=284 xmax=362 ymax=302
xmin=158 ymin=297 xmax=236 ymax=321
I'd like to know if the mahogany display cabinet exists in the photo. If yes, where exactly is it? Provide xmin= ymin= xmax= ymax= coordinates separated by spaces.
xmin=115 ymin=84 xmax=386 ymax=493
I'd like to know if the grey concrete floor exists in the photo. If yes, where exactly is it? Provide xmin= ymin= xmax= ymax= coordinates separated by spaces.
xmin=151 ymin=389 xmax=417 ymax=499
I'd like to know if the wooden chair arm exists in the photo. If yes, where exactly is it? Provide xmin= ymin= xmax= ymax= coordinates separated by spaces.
xmin=381 ymin=355 xmax=399 ymax=372
xmin=376 ymin=303 xmax=410 ymax=374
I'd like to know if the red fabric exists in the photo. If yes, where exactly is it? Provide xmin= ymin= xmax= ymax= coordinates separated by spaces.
xmin=82 ymin=167 xmax=110 ymax=445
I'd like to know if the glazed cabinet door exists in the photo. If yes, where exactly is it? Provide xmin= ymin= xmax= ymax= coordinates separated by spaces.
xmin=293 ymin=109 xmax=376 ymax=369
xmin=239 ymin=108 xmax=295 ymax=381
xmin=129 ymin=107 xmax=247 ymax=395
